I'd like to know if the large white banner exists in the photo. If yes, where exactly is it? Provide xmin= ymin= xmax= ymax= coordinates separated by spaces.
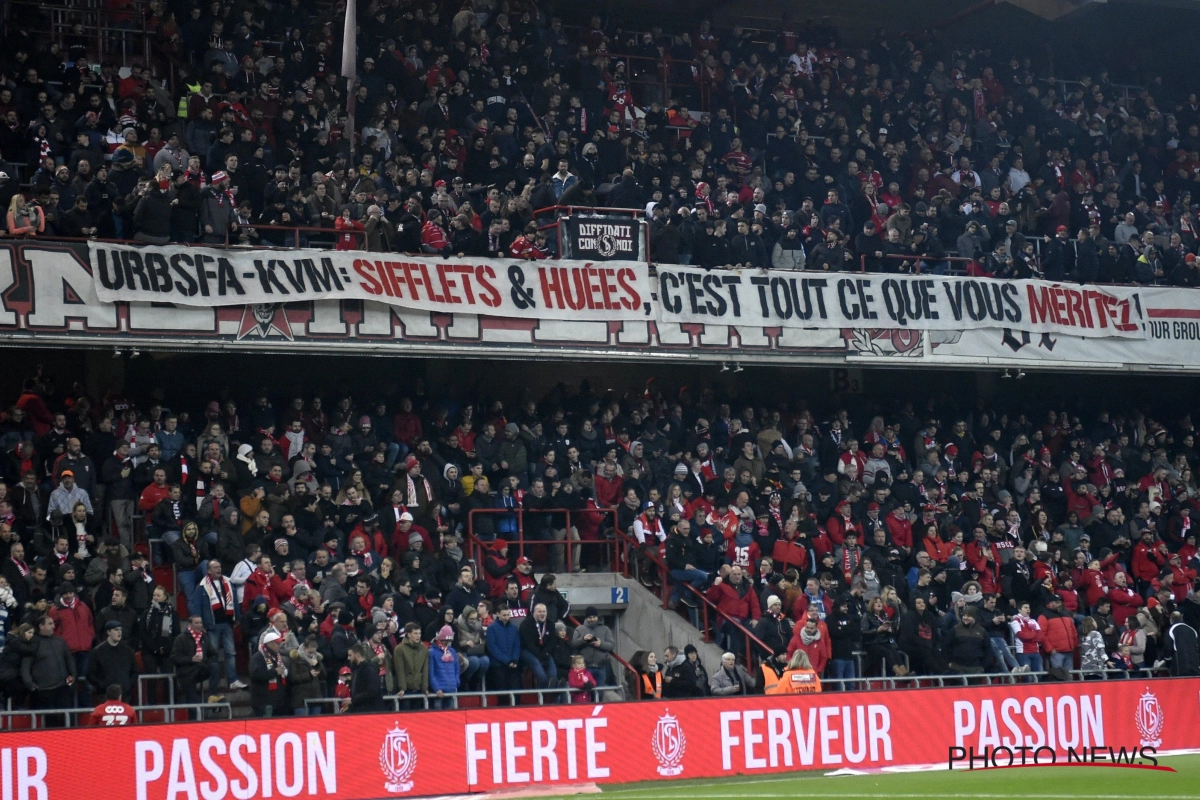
xmin=655 ymin=266 xmax=1148 ymax=339
xmin=89 ymin=242 xmax=653 ymax=322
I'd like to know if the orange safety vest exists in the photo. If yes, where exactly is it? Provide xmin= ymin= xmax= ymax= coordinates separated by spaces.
xmin=640 ymin=671 xmax=662 ymax=699
xmin=765 ymin=666 xmax=822 ymax=695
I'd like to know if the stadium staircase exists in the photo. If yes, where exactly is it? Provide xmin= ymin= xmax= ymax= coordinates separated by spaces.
xmin=556 ymin=572 xmax=726 ymax=675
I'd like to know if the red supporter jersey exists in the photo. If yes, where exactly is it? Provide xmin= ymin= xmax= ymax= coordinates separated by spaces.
xmin=89 ymin=701 xmax=137 ymax=726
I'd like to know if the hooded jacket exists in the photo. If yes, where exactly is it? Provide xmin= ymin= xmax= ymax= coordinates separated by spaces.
xmin=215 ymin=506 xmax=245 ymax=573
xmin=50 ymin=596 xmax=94 ymax=653
xmin=393 ymin=638 xmax=429 ymax=693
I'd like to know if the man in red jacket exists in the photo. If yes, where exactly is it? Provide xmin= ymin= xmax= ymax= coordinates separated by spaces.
xmin=884 ymin=504 xmax=913 ymax=550
xmin=1107 ymin=572 xmax=1144 ymax=627
xmin=786 ymin=616 xmax=830 ymax=674
xmin=1037 ymin=595 xmax=1078 ymax=675
xmin=137 ymin=468 xmax=172 ymax=513
xmin=49 ymin=584 xmax=94 ymax=705
xmin=1131 ymin=529 xmax=1169 ymax=594
xmin=592 ymin=462 xmax=623 ymax=508
xmin=705 ymin=565 xmax=762 ymax=657
xmin=241 ymin=554 xmax=279 ymax=612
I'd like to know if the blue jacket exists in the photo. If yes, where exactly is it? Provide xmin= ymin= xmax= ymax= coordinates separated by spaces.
xmin=429 ymin=644 xmax=461 ymax=693
xmin=487 ymin=619 xmax=521 ymax=665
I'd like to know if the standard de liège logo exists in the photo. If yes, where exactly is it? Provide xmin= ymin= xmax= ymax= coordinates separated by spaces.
xmin=1134 ymin=688 xmax=1164 ymax=748
xmin=380 ymin=724 xmax=418 ymax=793
xmin=652 ymin=709 xmax=686 ymax=776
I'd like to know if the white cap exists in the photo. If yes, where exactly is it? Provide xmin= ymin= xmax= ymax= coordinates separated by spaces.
xmin=767 ymin=595 xmax=781 ymax=608
xmin=260 ymin=629 xmax=282 ymax=645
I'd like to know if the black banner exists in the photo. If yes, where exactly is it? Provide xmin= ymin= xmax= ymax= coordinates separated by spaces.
xmin=563 ymin=216 xmax=644 ymax=262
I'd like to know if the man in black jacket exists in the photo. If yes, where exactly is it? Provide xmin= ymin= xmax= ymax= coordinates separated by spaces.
xmin=754 ymin=595 xmax=794 ymax=663
xmin=1074 ymin=227 xmax=1100 ymax=283
xmin=132 ymin=179 xmax=173 ymax=244
xmin=86 ymin=619 xmax=138 ymax=698
xmin=945 ymin=607 xmax=991 ymax=673
xmin=345 ymin=643 xmax=383 ymax=712
xmin=171 ymin=615 xmax=221 ymax=710
xmin=695 ymin=219 xmax=731 ymax=269
xmin=1042 ymin=225 xmax=1069 ymax=281
xmin=666 ymin=520 xmax=708 ymax=609
xmin=519 ymin=603 xmax=558 ymax=688
xmin=101 ymin=442 xmax=136 ymax=550
xmin=662 ymin=644 xmax=707 ymax=697
xmin=730 ymin=219 xmax=768 ymax=269
xmin=23 ymin=615 xmax=76 ymax=725
xmin=1165 ymin=613 xmax=1200 ymax=676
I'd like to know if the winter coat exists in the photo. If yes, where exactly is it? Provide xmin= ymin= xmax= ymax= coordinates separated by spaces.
xmin=705 ymin=579 xmax=762 ymax=622
xmin=944 ymin=621 xmax=990 ymax=669
xmin=1038 ymin=609 xmax=1079 ymax=654
xmin=349 ymin=658 xmax=383 ymax=712
xmin=249 ymin=650 xmax=290 ymax=715
xmin=771 ymin=236 xmax=806 ymax=269
xmin=85 ymin=639 xmax=138 ymax=694
xmin=22 ymin=632 xmax=75 ymax=690
xmin=454 ymin=616 xmax=487 ymax=657
xmin=486 ymin=618 xmax=521 ymax=665
xmin=709 ymin=664 xmax=753 ymax=695
xmin=199 ymin=189 xmax=236 ymax=243
xmin=170 ymin=629 xmax=218 ymax=687
xmin=50 ymin=600 xmax=94 ymax=653
xmin=393 ymin=639 xmax=429 ymax=693
xmin=428 ymin=643 xmax=461 ymax=693
xmin=1080 ymin=630 xmax=1107 ymax=672
xmin=570 ymin=620 xmax=614 ymax=669
xmin=287 ymin=649 xmax=326 ymax=705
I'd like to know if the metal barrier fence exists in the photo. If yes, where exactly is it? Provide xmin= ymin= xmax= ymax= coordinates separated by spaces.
xmin=816 ymin=666 xmax=1167 ymax=691
xmin=304 ymin=684 xmax=624 ymax=714
xmin=466 ymin=506 xmax=620 ymax=575
xmin=0 ymin=702 xmax=232 ymax=729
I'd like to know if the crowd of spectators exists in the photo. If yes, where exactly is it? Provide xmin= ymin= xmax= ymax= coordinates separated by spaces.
xmin=2 ymin=2 xmax=1200 ymax=282
xmin=1 ymin=369 xmax=1200 ymax=722
xmin=0 ymin=374 xmax=651 ymax=719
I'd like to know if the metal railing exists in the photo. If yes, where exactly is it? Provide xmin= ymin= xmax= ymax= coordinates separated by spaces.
xmin=604 ymin=53 xmax=710 ymax=112
xmin=15 ymin=225 xmax=365 ymax=251
xmin=5 ymin=0 xmax=152 ymax=67
xmin=0 ymin=702 xmax=232 ymax=729
xmin=608 ymin=526 xmax=771 ymax=674
xmin=856 ymin=253 xmax=976 ymax=275
xmin=305 ymin=684 xmax=624 ymax=713
xmin=567 ymin=611 xmax=644 ymax=701
xmin=466 ymin=506 xmax=620 ymax=575
xmin=682 ymin=582 xmax=774 ymax=673
xmin=816 ymin=665 xmax=1168 ymax=691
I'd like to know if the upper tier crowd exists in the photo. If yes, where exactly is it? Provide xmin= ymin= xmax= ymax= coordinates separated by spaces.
xmin=0 ymin=1 xmax=1199 ymax=283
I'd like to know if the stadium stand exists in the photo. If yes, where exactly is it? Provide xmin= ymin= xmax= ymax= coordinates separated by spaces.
xmin=0 ymin=0 xmax=1197 ymax=282
xmin=0 ymin=0 xmax=1199 ymax=726
xmin=1 ymin=371 xmax=1199 ymax=721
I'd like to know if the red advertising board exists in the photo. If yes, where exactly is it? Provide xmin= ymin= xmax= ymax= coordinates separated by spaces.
xmin=1 ymin=678 xmax=1196 ymax=799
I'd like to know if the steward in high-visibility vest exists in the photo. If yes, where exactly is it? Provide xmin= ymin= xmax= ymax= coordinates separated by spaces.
xmin=763 ymin=649 xmax=822 ymax=694
xmin=637 ymin=652 xmax=663 ymax=699
xmin=177 ymin=80 xmax=201 ymax=118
